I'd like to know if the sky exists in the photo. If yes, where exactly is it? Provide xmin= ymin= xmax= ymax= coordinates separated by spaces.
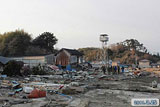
xmin=0 ymin=0 xmax=160 ymax=53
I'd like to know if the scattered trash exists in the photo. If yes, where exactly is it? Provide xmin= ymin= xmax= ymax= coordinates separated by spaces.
xmin=15 ymin=88 xmax=23 ymax=93
xmin=61 ymin=86 xmax=77 ymax=95
xmin=152 ymin=80 xmax=158 ymax=88
xmin=133 ymin=71 xmax=140 ymax=75
xmin=69 ymin=82 xmax=79 ymax=87
xmin=138 ymin=71 xmax=151 ymax=77
xmin=23 ymin=87 xmax=34 ymax=94
xmin=0 ymin=66 xmax=159 ymax=106
xmin=56 ymin=92 xmax=72 ymax=99
xmin=8 ymin=92 xmax=15 ymax=96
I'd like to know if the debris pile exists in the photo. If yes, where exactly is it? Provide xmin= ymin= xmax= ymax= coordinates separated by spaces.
xmin=0 ymin=66 xmax=160 ymax=106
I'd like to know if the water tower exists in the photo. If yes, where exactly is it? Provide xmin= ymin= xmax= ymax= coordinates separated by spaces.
xmin=99 ymin=34 xmax=109 ymax=70
xmin=100 ymin=34 xmax=109 ymax=44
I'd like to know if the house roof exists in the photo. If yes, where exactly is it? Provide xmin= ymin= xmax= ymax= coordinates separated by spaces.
xmin=139 ymin=59 xmax=150 ymax=62
xmin=55 ymin=48 xmax=83 ymax=56
xmin=0 ymin=56 xmax=11 ymax=64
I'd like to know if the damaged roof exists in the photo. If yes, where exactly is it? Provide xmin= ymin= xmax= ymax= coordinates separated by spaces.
xmin=139 ymin=59 xmax=150 ymax=62
xmin=55 ymin=48 xmax=83 ymax=56
xmin=0 ymin=56 xmax=11 ymax=64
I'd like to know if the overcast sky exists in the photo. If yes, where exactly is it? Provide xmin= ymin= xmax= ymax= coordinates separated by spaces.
xmin=0 ymin=0 xmax=160 ymax=53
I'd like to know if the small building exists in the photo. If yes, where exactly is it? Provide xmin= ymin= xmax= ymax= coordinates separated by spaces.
xmin=139 ymin=59 xmax=150 ymax=68
xmin=10 ymin=54 xmax=55 ymax=68
xmin=10 ymin=56 xmax=46 ymax=67
xmin=55 ymin=48 xmax=83 ymax=66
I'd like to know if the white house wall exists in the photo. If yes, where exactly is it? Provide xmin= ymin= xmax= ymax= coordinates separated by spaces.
xmin=139 ymin=62 xmax=150 ymax=68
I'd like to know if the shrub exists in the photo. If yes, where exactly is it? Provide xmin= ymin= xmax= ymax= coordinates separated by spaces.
xmin=21 ymin=65 xmax=32 ymax=76
xmin=2 ymin=60 xmax=23 ymax=76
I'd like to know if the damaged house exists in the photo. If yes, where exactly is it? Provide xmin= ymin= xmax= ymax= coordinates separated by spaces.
xmin=55 ymin=48 xmax=83 ymax=66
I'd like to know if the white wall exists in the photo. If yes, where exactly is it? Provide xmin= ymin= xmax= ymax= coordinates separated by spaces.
xmin=139 ymin=62 xmax=150 ymax=68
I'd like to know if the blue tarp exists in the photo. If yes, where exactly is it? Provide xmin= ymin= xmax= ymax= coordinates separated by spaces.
xmin=66 ymin=65 xmax=72 ymax=71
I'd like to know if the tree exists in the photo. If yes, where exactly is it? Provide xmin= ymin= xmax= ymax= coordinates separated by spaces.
xmin=121 ymin=39 xmax=148 ymax=65
xmin=122 ymin=39 xmax=147 ymax=52
xmin=25 ymin=46 xmax=47 ymax=56
xmin=107 ymin=48 xmax=113 ymax=57
xmin=78 ymin=47 xmax=101 ymax=61
xmin=78 ymin=39 xmax=160 ymax=64
xmin=32 ymin=32 xmax=58 ymax=53
xmin=0 ymin=30 xmax=31 ymax=56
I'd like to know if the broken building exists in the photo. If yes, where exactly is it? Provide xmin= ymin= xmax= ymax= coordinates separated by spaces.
xmin=55 ymin=48 xmax=83 ymax=66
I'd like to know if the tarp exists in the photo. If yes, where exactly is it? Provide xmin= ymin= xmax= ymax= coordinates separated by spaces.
xmin=28 ymin=88 xmax=46 ymax=98
xmin=66 ymin=65 xmax=72 ymax=71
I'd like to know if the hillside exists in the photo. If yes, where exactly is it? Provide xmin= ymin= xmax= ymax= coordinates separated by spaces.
xmin=78 ymin=39 xmax=160 ymax=64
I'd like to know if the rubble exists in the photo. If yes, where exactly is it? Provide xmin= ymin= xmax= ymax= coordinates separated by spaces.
xmin=152 ymin=80 xmax=158 ymax=88
xmin=69 ymin=82 xmax=79 ymax=87
xmin=67 ymin=98 xmax=89 ymax=107
xmin=23 ymin=87 xmax=34 ymax=94
xmin=0 ymin=67 xmax=160 ymax=106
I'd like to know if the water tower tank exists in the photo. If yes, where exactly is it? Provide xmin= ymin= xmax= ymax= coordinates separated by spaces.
xmin=100 ymin=34 xmax=109 ymax=42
